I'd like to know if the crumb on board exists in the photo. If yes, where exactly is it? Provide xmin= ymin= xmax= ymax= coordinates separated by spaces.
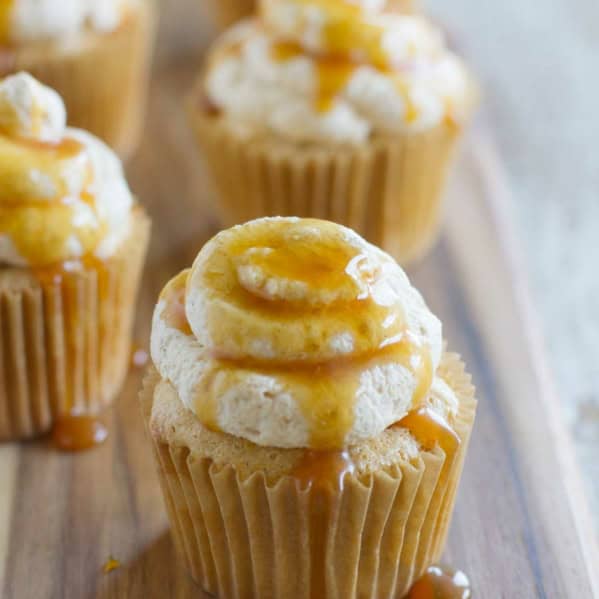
xmin=103 ymin=557 xmax=121 ymax=574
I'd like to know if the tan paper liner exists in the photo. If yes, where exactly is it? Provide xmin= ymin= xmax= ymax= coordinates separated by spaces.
xmin=204 ymin=0 xmax=416 ymax=29
xmin=0 ymin=1 xmax=155 ymax=159
xmin=141 ymin=353 xmax=476 ymax=598
xmin=0 ymin=211 xmax=150 ymax=442
xmin=189 ymin=108 xmax=462 ymax=264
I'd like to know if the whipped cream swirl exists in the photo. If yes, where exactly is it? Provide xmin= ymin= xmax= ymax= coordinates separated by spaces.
xmin=0 ymin=73 xmax=133 ymax=267
xmin=0 ymin=0 xmax=133 ymax=44
xmin=151 ymin=217 xmax=448 ymax=449
xmin=203 ymin=0 xmax=473 ymax=143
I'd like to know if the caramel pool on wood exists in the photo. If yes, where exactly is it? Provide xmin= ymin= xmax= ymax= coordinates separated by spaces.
xmin=407 ymin=566 xmax=472 ymax=599
xmin=51 ymin=414 xmax=108 ymax=452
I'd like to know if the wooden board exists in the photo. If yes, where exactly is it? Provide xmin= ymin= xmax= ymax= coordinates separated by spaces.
xmin=1 ymin=16 xmax=599 ymax=599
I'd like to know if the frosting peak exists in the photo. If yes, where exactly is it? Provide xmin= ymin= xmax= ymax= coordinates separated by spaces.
xmin=151 ymin=218 xmax=445 ymax=449
xmin=0 ymin=72 xmax=66 ymax=143
xmin=0 ymin=73 xmax=133 ymax=267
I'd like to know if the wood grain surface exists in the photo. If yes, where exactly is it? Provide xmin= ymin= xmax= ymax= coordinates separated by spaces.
xmin=0 ymin=2 xmax=598 ymax=597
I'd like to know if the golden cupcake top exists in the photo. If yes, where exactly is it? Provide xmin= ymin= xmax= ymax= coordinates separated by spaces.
xmin=0 ymin=72 xmax=134 ymax=268
xmin=151 ymin=217 xmax=459 ymax=450
xmin=202 ymin=0 xmax=475 ymax=143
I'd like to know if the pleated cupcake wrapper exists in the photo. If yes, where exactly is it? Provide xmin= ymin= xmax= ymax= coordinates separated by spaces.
xmin=141 ymin=353 xmax=476 ymax=599
xmin=190 ymin=111 xmax=461 ymax=264
xmin=0 ymin=212 xmax=150 ymax=441
xmin=204 ymin=0 xmax=416 ymax=29
xmin=1 ymin=1 xmax=155 ymax=159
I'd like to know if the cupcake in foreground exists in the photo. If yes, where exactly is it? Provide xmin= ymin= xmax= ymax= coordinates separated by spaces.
xmin=142 ymin=217 xmax=476 ymax=597
xmin=204 ymin=0 xmax=415 ymax=30
xmin=0 ymin=0 xmax=155 ymax=158
xmin=189 ymin=0 xmax=476 ymax=263
xmin=0 ymin=73 xmax=150 ymax=446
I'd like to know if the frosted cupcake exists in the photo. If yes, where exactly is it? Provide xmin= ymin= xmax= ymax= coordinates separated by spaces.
xmin=189 ymin=0 xmax=476 ymax=263
xmin=0 ymin=73 xmax=150 ymax=446
xmin=0 ymin=0 xmax=155 ymax=158
xmin=204 ymin=0 xmax=415 ymax=30
xmin=142 ymin=217 xmax=476 ymax=597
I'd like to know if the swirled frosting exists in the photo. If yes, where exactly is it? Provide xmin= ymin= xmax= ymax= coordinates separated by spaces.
xmin=0 ymin=72 xmax=133 ymax=267
xmin=151 ymin=217 xmax=453 ymax=450
xmin=0 ymin=0 xmax=133 ymax=44
xmin=203 ymin=0 xmax=474 ymax=143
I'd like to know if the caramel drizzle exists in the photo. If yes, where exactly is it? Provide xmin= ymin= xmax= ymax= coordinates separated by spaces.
xmin=160 ymin=220 xmax=435 ymax=449
xmin=268 ymin=0 xmax=418 ymax=114
xmin=0 ymin=132 xmax=102 ymax=266
xmin=159 ymin=269 xmax=193 ymax=336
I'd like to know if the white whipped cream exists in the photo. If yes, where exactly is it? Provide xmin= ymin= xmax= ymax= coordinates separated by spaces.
xmin=204 ymin=10 xmax=472 ymax=143
xmin=6 ymin=0 xmax=133 ymax=43
xmin=151 ymin=217 xmax=456 ymax=449
xmin=0 ymin=73 xmax=133 ymax=266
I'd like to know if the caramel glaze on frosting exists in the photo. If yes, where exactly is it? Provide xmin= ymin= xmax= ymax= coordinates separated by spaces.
xmin=0 ymin=72 xmax=133 ymax=268
xmin=151 ymin=217 xmax=459 ymax=451
xmin=203 ymin=0 xmax=474 ymax=142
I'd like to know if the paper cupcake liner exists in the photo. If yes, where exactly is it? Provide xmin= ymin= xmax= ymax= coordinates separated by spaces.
xmin=204 ymin=0 xmax=415 ymax=29
xmin=0 ymin=1 xmax=155 ymax=159
xmin=141 ymin=353 xmax=476 ymax=598
xmin=0 ymin=211 xmax=150 ymax=441
xmin=189 ymin=110 xmax=462 ymax=264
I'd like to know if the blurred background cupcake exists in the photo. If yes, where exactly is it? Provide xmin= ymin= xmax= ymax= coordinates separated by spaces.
xmin=189 ymin=0 xmax=476 ymax=263
xmin=0 ymin=73 xmax=150 ymax=445
xmin=0 ymin=0 xmax=156 ymax=159
xmin=203 ymin=0 xmax=417 ymax=30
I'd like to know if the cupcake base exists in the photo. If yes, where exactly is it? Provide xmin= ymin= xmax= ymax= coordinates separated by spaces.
xmin=189 ymin=109 xmax=462 ymax=264
xmin=0 ymin=210 xmax=150 ymax=441
xmin=141 ymin=354 xmax=476 ymax=598
xmin=1 ymin=1 xmax=156 ymax=159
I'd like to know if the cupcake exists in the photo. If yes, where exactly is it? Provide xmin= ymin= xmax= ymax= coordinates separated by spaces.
xmin=205 ymin=0 xmax=415 ymax=30
xmin=0 ymin=0 xmax=155 ymax=158
xmin=189 ymin=0 xmax=476 ymax=263
xmin=0 ymin=73 xmax=150 ymax=446
xmin=142 ymin=217 xmax=476 ymax=597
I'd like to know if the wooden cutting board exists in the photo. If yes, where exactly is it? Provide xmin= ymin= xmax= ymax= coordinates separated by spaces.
xmin=1 ymin=23 xmax=599 ymax=599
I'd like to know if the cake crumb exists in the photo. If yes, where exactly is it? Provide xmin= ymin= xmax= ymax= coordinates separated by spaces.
xmin=102 ymin=557 xmax=120 ymax=574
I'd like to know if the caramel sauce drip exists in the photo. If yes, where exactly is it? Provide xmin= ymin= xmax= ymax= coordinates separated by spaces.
xmin=397 ymin=406 xmax=460 ymax=455
xmin=160 ymin=269 xmax=193 ymax=336
xmin=272 ymin=41 xmax=357 ymax=113
xmin=399 ymin=409 xmax=463 ymax=597
xmin=52 ymin=414 xmax=108 ymax=452
xmin=407 ymin=566 xmax=471 ymax=599
xmin=0 ymin=1 xmax=13 ymax=46
xmin=33 ymin=256 xmax=112 ymax=452
xmin=292 ymin=449 xmax=355 ymax=598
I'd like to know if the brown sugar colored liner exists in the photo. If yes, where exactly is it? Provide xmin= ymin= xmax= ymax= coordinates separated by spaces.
xmin=0 ymin=211 xmax=150 ymax=441
xmin=141 ymin=353 xmax=476 ymax=598
xmin=189 ymin=109 xmax=462 ymax=264
xmin=0 ymin=0 xmax=155 ymax=159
